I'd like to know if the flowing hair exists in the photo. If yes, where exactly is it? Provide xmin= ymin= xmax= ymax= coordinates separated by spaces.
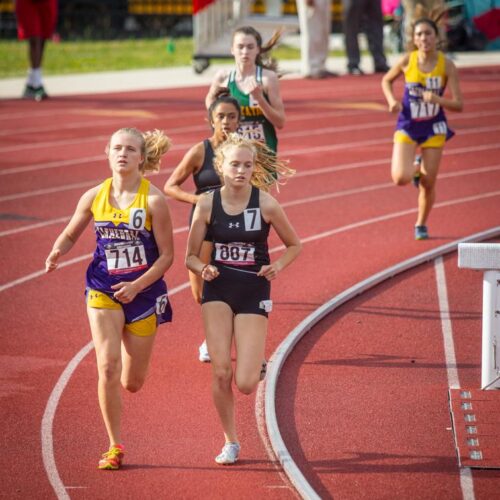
xmin=213 ymin=133 xmax=294 ymax=191
xmin=233 ymin=25 xmax=283 ymax=73
xmin=106 ymin=127 xmax=171 ymax=174
xmin=409 ymin=3 xmax=448 ymax=51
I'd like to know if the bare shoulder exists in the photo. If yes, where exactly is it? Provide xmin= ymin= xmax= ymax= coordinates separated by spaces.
xmin=80 ymin=184 xmax=101 ymax=206
xmin=213 ymin=68 xmax=231 ymax=85
xmin=261 ymin=68 xmax=279 ymax=85
xmin=259 ymin=190 xmax=280 ymax=215
xmin=197 ymin=190 xmax=214 ymax=212
xmin=444 ymin=55 xmax=458 ymax=74
xmin=148 ymin=184 xmax=169 ymax=209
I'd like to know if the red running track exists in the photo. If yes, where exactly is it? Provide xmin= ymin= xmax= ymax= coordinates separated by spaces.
xmin=0 ymin=66 xmax=499 ymax=499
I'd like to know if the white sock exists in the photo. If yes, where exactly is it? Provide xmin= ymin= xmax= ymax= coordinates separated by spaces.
xmin=28 ymin=68 xmax=43 ymax=87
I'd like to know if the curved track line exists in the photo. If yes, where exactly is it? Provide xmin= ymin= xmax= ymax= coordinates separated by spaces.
xmin=4 ymin=192 xmax=494 ymax=497
xmin=40 ymin=281 xmax=190 ymax=500
xmin=263 ymin=226 xmax=500 ymax=499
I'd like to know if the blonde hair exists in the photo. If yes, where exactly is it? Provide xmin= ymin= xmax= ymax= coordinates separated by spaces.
xmin=107 ymin=127 xmax=172 ymax=173
xmin=213 ymin=133 xmax=294 ymax=191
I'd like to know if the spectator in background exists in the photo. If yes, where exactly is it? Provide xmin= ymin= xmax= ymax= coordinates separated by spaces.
xmin=342 ymin=0 xmax=390 ymax=75
xmin=16 ymin=0 xmax=57 ymax=101
xmin=296 ymin=0 xmax=337 ymax=79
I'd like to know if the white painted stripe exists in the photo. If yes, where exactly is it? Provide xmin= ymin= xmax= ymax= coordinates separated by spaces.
xmin=434 ymin=257 xmax=476 ymax=500
xmin=264 ymin=227 xmax=500 ymax=500
xmin=41 ymin=342 xmax=93 ymax=500
xmin=2 ymin=158 xmax=499 ymax=240
xmin=34 ymin=221 xmax=499 ymax=497
xmin=2 ymin=189 xmax=500 ymax=293
xmin=40 ymin=279 xmax=190 ymax=499
xmin=460 ymin=468 xmax=476 ymax=500
xmin=434 ymin=257 xmax=460 ymax=389
xmin=0 ymin=216 xmax=71 ymax=238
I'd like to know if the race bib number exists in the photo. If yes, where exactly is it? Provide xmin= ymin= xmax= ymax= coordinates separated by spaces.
xmin=156 ymin=294 xmax=169 ymax=315
xmin=215 ymin=242 xmax=256 ymax=266
xmin=128 ymin=208 xmax=146 ymax=231
xmin=244 ymin=208 xmax=261 ymax=231
xmin=410 ymin=100 xmax=439 ymax=120
xmin=432 ymin=121 xmax=447 ymax=135
xmin=426 ymin=76 xmax=442 ymax=90
xmin=238 ymin=122 xmax=265 ymax=142
xmin=105 ymin=241 xmax=147 ymax=275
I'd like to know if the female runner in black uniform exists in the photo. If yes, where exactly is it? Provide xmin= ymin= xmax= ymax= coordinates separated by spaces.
xmin=164 ymin=91 xmax=241 ymax=362
xmin=186 ymin=134 xmax=301 ymax=464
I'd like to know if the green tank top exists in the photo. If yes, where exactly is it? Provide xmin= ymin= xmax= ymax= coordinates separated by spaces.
xmin=227 ymin=66 xmax=278 ymax=152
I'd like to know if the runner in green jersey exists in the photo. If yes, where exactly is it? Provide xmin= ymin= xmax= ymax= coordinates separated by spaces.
xmin=205 ymin=26 xmax=285 ymax=153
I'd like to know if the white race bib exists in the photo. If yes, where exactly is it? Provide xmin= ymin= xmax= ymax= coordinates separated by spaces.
xmin=105 ymin=241 xmax=147 ymax=275
xmin=410 ymin=100 xmax=440 ymax=120
xmin=238 ymin=122 xmax=265 ymax=142
xmin=214 ymin=242 xmax=256 ymax=266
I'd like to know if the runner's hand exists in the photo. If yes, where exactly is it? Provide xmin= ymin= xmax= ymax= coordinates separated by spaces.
xmin=45 ymin=249 xmax=61 ymax=273
xmin=201 ymin=264 xmax=219 ymax=282
xmin=111 ymin=281 xmax=140 ymax=303
xmin=388 ymin=100 xmax=402 ymax=113
xmin=257 ymin=264 xmax=280 ymax=281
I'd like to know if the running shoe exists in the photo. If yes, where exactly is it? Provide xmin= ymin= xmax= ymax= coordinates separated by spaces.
xmin=215 ymin=442 xmax=240 ymax=465
xmin=199 ymin=340 xmax=211 ymax=363
xmin=98 ymin=444 xmax=124 ymax=470
xmin=413 ymin=155 xmax=422 ymax=188
xmin=414 ymin=225 xmax=429 ymax=240
xmin=22 ymin=85 xmax=48 ymax=101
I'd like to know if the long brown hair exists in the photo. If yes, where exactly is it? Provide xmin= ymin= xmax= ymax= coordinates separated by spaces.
xmin=232 ymin=25 xmax=283 ymax=73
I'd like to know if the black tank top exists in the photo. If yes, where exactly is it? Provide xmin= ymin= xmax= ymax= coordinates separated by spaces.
xmin=193 ymin=140 xmax=221 ymax=195
xmin=209 ymin=186 xmax=270 ymax=272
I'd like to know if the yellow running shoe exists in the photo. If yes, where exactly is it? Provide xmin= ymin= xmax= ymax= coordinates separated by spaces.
xmin=98 ymin=444 xmax=124 ymax=470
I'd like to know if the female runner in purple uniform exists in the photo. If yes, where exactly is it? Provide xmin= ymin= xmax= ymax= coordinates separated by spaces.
xmin=381 ymin=17 xmax=463 ymax=240
xmin=186 ymin=134 xmax=301 ymax=465
xmin=45 ymin=128 xmax=174 ymax=470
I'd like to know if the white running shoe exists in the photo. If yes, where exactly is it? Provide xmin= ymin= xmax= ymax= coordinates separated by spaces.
xmin=198 ymin=340 xmax=211 ymax=363
xmin=215 ymin=442 xmax=240 ymax=465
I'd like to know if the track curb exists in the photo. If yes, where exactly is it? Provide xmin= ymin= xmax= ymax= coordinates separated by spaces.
xmin=264 ymin=226 xmax=500 ymax=500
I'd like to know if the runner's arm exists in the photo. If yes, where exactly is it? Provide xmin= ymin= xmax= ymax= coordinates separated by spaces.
xmin=163 ymin=142 xmax=205 ymax=205
xmin=45 ymin=187 xmax=96 ymax=272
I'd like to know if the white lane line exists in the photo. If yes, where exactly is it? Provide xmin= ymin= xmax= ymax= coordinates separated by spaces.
xmin=434 ymin=257 xmax=476 ymax=500
xmin=40 ymin=280 xmax=190 ymax=500
xmin=2 ymin=130 xmax=500 ymax=204
xmin=2 ymin=189 xmax=500 ymax=292
xmin=2 ymin=105 xmax=500 ymax=156
xmin=4 ymin=161 xmax=498 ymax=240
xmin=2 ymin=110 xmax=500 ymax=178
xmin=262 ymin=227 xmax=499 ymax=500
xmin=434 ymin=257 xmax=460 ymax=389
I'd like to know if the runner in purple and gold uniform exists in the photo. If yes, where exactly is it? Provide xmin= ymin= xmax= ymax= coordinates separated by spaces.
xmin=45 ymin=127 xmax=174 ymax=470
xmin=382 ymin=17 xmax=463 ymax=240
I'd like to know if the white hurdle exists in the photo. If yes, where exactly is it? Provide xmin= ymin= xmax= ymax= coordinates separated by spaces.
xmin=458 ymin=243 xmax=500 ymax=390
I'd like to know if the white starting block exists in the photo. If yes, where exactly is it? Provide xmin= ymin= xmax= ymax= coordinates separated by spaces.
xmin=458 ymin=243 xmax=500 ymax=390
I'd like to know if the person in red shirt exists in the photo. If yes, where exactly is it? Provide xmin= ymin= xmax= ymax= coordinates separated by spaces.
xmin=16 ymin=0 xmax=58 ymax=100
